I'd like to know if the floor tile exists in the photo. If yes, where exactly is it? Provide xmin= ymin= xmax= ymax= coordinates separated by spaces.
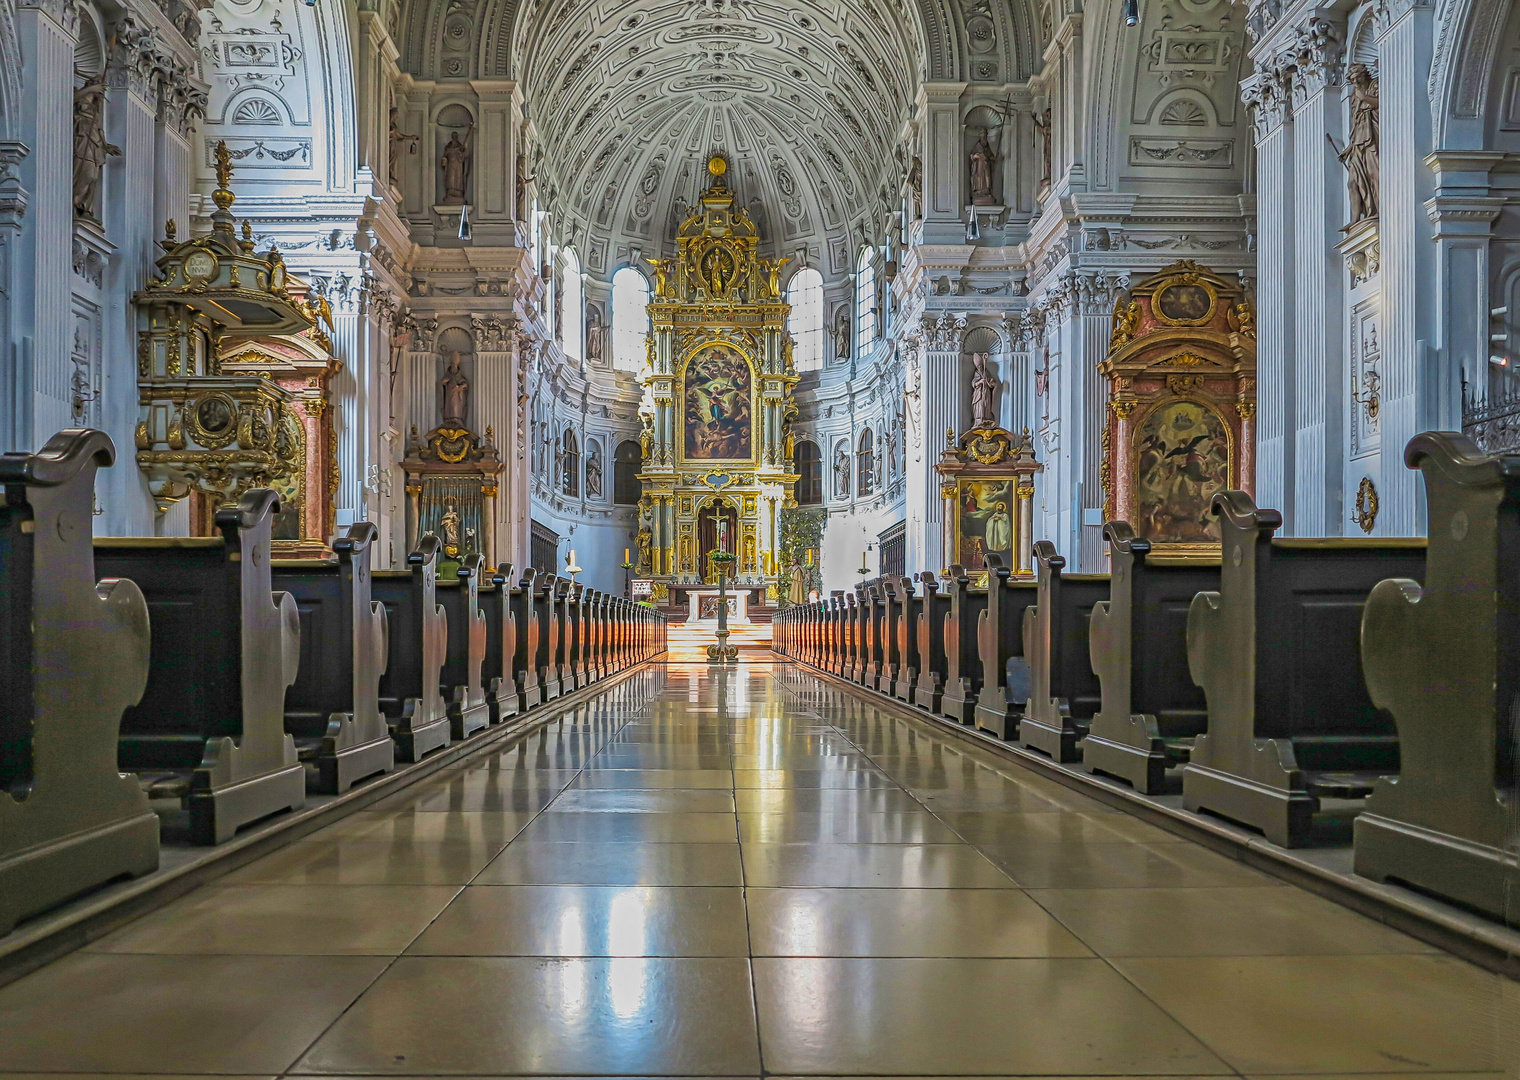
xmin=87 ymin=884 xmax=459 ymax=955
xmin=548 ymin=788 xmax=738 ymax=813
xmin=515 ymin=811 xmax=739 ymax=843
xmin=738 ymin=811 xmax=962 ymax=844
xmin=747 ymin=888 xmax=1092 ymax=957
xmin=731 ymin=769 xmax=898 ymax=789
xmin=978 ymin=839 xmax=1276 ymax=889
xmin=1113 ymin=954 xmax=1518 ymax=1072
xmin=938 ymin=809 xmax=1179 ymax=846
xmin=740 ymin=843 xmax=1015 ymax=888
xmin=752 ymin=957 xmax=1231 ymax=1075
xmin=292 ymin=956 xmax=761 ymax=1075
xmin=1032 ymin=886 xmax=1441 ymax=957
xmin=303 ymin=810 xmax=534 ymax=845
xmin=475 ymin=842 xmax=744 ymax=885
xmin=222 ymin=839 xmax=499 ymax=885
xmin=571 ymin=768 xmax=736 ymax=789
xmin=734 ymin=787 xmax=922 ymax=814
xmin=0 ymin=953 xmax=387 ymax=1072
xmin=408 ymin=885 xmax=749 ymax=956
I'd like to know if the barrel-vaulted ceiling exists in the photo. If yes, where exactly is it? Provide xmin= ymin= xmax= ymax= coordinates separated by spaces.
xmin=398 ymin=0 xmax=1041 ymax=280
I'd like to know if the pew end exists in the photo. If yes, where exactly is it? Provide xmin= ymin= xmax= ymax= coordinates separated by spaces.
xmin=1020 ymin=542 xmax=1107 ymax=763
xmin=372 ymin=535 xmax=452 ymax=763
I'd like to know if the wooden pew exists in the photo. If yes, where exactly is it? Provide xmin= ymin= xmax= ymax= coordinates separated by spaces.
xmin=1184 ymin=490 xmax=1426 ymax=847
xmin=1354 ymin=433 xmax=1519 ymax=920
xmin=538 ymin=574 xmax=562 ymax=700
xmin=586 ymin=590 xmax=604 ymax=681
xmin=512 ymin=566 xmax=542 ymax=709
xmin=1084 ymin=522 xmax=1217 ymax=793
xmin=862 ymin=581 xmax=884 ymax=689
xmin=372 ymin=535 xmax=451 ymax=763
xmin=877 ymin=578 xmax=901 ymax=693
xmin=556 ymin=577 xmax=576 ymax=689
xmin=841 ymin=591 xmax=859 ymax=681
xmin=889 ymin=577 xmax=919 ymax=701
xmin=940 ymin=565 xmax=988 ymax=724
xmin=1019 ymin=542 xmax=1108 ymax=762
xmin=480 ymin=563 xmax=519 ymax=724
xmin=912 ymin=571 xmax=949 ymax=714
xmin=568 ymin=584 xmax=587 ymax=689
xmin=437 ymin=552 xmax=490 ymax=741
xmin=974 ymin=553 xmax=1039 ymax=740
xmin=272 ymin=523 xmax=395 ymax=793
xmin=96 ymin=489 xmax=304 ymax=844
xmin=0 ymin=429 xmax=158 ymax=933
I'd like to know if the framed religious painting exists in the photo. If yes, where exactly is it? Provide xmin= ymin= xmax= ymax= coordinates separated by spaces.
xmin=1132 ymin=398 xmax=1232 ymax=545
xmin=953 ymin=477 xmax=1016 ymax=572
xmin=680 ymin=343 xmax=754 ymax=462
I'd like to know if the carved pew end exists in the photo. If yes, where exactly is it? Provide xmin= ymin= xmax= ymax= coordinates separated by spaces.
xmin=318 ymin=709 xmax=397 ymax=794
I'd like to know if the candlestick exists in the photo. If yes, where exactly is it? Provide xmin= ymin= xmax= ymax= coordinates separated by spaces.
xmin=624 ymin=547 xmax=630 ymax=563
xmin=806 ymin=548 xmax=813 ymax=566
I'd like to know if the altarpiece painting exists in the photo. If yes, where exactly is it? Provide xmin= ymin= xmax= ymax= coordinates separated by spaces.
xmin=682 ymin=345 xmax=753 ymax=460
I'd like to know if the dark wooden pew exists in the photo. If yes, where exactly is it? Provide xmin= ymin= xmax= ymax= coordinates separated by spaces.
xmin=974 ymin=553 xmax=1039 ymax=740
xmin=513 ymin=566 xmax=542 ymax=709
xmin=1019 ymin=542 xmax=1108 ymax=762
xmin=1354 ymin=433 xmax=1518 ymax=920
xmin=96 ymin=489 xmax=304 ymax=844
xmin=877 ymin=578 xmax=901 ymax=693
xmin=480 ymin=563 xmax=519 ymax=724
xmin=1184 ymin=490 xmax=1426 ymax=847
xmin=586 ymin=590 xmax=604 ymax=681
xmin=567 ymin=584 xmax=587 ymax=690
xmin=372 ymin=534 xmax=451 ymax=763
xmin=538 ymin=574 xmax=562 ymax=700
xmin=272 ymin=522 xmax=395 ymax=793
xmin=1084 ymin=522 xmax=1218 ymax=793
xmin=913 ymin=571 xmax=949 ymax=714
xmin=437 ymin=552 xmax=490 ymax=741
xmin=940 ymin=565 xmax=988 ymax=724
xmin=0 ymin=429 xmax=158 ymax=932
xmin=888 ymin=577 xmax=919 ymax=701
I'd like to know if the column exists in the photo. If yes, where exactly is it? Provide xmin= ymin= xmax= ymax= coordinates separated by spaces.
xmin=1376 ymin=0 xmax=1437 ymax=536
xmin=473 ymin=313 xmax=514 ymax=566
xmin=1244 ymin=63 xmax=1297 ymax=528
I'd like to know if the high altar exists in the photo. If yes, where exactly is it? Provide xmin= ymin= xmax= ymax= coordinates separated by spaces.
xmin=635 ymin=156 xmax=799 ymax=615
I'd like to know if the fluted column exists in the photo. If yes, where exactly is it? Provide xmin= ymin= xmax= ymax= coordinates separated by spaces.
xmin=910 ymin=313 xmax=964 ymax=573
xmin=1376 ymin=0 xmax=1438 ymax=536
xmin=1243 ymin=62 xmax=1296 ymax=528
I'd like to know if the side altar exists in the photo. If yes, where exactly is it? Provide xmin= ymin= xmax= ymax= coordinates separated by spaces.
xmin=634 ymin=155 xmax=799 ymax=617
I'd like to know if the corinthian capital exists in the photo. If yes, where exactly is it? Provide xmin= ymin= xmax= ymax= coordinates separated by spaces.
xmin=1290 ymin=16 xmax=1344 ymax=100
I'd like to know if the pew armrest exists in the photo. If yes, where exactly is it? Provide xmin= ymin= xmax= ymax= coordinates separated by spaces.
xmin=1186 ymin=590 xmax=1221 ymax=692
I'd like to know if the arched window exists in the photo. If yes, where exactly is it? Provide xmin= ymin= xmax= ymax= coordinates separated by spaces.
xmin=561 ymin=429 xmax=579 ymax=496
xmin=611 ymin=267 xmax=650 ymax=373
xmin=561 ymin=248 xmax=583 ymax=362
xmin=855 ymin=248 xmax=876 ymax=357
xmin=613 ymin=440 xmax=642 ymax=504
xmin=787 ymin=268 xmax=825 ymax=371
xmin=856 ymin=428 xmax=874 ymax=496
xmin=794 ymin=439 xmax=822 ymax=505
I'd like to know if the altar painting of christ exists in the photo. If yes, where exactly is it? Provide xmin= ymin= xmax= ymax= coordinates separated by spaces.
xmin=956 ymin=478 xmax=1013 ymax=570
xmin=1134 ymin=399 xmax=1229 ymax=544
xmin=683 ymin=346 xmax=752 ymax=460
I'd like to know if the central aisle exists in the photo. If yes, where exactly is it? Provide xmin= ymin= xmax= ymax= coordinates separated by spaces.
xmin=0 ymin=663 xmax=1510 ymax=1074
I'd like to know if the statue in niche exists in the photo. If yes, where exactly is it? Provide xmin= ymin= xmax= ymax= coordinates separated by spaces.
xmin=438 ymin=351 xmax=470 ymax=425
xmin=970 ymin=351 xmax=998 ymax=427
xmin=585 ymin=444 xmax=603 ymax=497
xmin=439 ymin=126 xmax=473 ymax=205
xmin=908 ymin=155 xmax=923 ymax=215
xmin=439 ymin=500 xmax=462 ymax=553
xmin=636 ymin=524 xmax=652 ymax=573
xmin=72 ymin=74 xmax=119 ymax=220
xmin=586 ymin=307 xmax=605 ymax=363
xmin=833 ymin=309 xmax=851 ymax=360
xmin=1033 ymin=108 xmax=1053 ymax=188
xmin=833 ymin=441 xmax=851 ymax=498
xmin=968 ymin=129 xmax=997 ymax=206
xmin=1339 ymin=64 xmax=1380 ymax=224
xmin=388 ymin=107 xmax=418 ymax=191
xmin=515 ymin=152 xmax=535 ymax=219
xmin=639 ymin=413 xmax=653 ymax=460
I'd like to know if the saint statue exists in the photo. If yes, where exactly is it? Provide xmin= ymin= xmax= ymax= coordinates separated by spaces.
xmin=439 ymin=127 xmax=473 ymax=205
xmin=833 ymin=309 xmax=851 ymax=360
xmin=1033 ymin=109 xmax=1053 ymax=187
xmin=639 ymin=413 xmax=653 ymax=460
xmin=585 ymin=446 xmax=603 ymax=497
xmin=73 ymin=74 xmax=120 ymax=220
xmin=515 ymin=152 xmax=534 ymax=219
xmin=908 ymin=155 xmax=923 ymax=215
xmin=788 ymin=564 xmax=806 ymax=605
xmin=635 ymin=524 xmax=653 ymax=573
xmin=968 ymin=129 xmax=996 ymax=206
xmin=970 ymin=351 xmax=998 ymax=427
xmin=438 ymin=351 xmax=470 ymax=425
xmin=1340 ymin=64 xmax=1380 ymax=225
xmin=986 ymin=501 xmax=1012 ymax=554
xmin=833 ymin=441 xmax=851 ymax=497
xmin=439 ymin=500 xmax=462 ymax=552
xmin=387 ymin=107 xmax=417 ymax=191
xmin=586 ymin=308 xmax=605 ymax=363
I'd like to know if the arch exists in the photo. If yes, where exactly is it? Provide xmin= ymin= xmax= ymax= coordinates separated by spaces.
xmin=788 ymin=267 xmax=826 ymax=371
xmin=611 ymin=266 xmax=650 ymax=372
xmin=613 ymin=439 xmax=642 ymax=504
xmin=856 ymin=427 xmax=875 ymax=496
xmin=795 ymin=439 xmax=823 ymax=505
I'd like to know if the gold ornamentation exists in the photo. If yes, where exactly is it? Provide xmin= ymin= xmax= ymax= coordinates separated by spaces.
xmin=1352 ymin=476 xmax=1379 ymax=533
xmin=1235 ymin=401 xmax=1256 ymax=420
xmin=1167 ymin=374 xmax=1206 ymax=396
xmin=1110 ymin=298 xmax=1140 ymax=349
xmin=430 ymin=425 xmax=474 ymax=463
xmin=1110 ymin=400 xmax=1136 ymax=419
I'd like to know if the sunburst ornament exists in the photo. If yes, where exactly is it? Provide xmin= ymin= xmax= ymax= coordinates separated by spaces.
xmin=708 ymin=155 xmax=727 ymax=178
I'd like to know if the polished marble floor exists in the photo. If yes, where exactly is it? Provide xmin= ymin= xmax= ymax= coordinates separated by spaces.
xmin=0 ymin=663 xmax=1516 ymax=1077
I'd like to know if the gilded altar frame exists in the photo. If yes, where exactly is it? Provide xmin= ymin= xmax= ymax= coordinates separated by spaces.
xmin=936 ymin=422 xmax=1041 ymax=580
